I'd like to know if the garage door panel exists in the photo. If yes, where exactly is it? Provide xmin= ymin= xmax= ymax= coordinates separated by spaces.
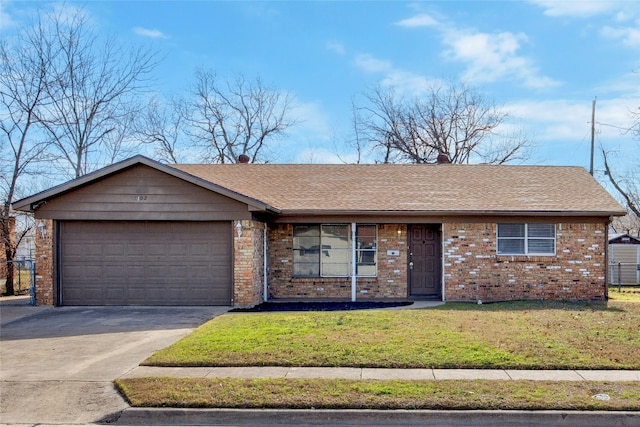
xmin=126 ymin=243 xmax=145 ymax=257
xmin=191 ymin=241 xmax=213 ymax=253
xmin=168 ymin=243 xmax=188 ymax=256
xmin=103 ymin=265 xmax=125 ymax=279
xmin=60 ymin=221 xmax=232 ymax=306
xmin=189 ymin=265 xmax=211 ymax=279
xmin=146 ymin=244 xmax=168 ymax=256
xmin=103 ymin=243 xmax=125 ymax=256
xmin=105 ymin=287 xmax=125 ymax=302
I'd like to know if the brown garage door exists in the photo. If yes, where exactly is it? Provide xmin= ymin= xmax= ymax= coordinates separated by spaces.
xmin=59 ymin=221 xmax=232 ymax=306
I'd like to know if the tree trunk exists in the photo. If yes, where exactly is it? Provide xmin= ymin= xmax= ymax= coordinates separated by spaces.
xmin=1 ymin=220 xmax=15 ymax=296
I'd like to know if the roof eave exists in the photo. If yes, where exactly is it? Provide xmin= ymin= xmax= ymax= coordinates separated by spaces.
xmin=277 ymin=209 xmax=627 ymax=217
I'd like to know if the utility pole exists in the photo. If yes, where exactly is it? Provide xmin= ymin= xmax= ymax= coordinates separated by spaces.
xmin=590 ymin=97 xmax=597 ymax=176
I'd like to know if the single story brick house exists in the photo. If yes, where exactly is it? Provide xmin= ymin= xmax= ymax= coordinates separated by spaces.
xmin=12 ymin=155 xmax=625 ymax=307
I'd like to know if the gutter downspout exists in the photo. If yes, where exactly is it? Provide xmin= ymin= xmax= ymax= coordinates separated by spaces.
xmin=441 ymin=223 xmax=446 ymax=302
xmin=604 ymin=217 xmax=611 ymax=301
xmin=351 ymin=222 xmax=356 ymax=302
xmin=263 ymin=224 xmax=268 ymax=302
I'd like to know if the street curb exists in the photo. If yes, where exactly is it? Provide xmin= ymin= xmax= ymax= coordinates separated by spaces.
xmin=112 ymin=408 xmax=640 ymax=426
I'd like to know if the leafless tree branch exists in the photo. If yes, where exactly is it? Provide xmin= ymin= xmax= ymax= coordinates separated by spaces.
xmin=185 ymin=70 xmax=295 ymax=164
xmin=354 ymin=82 xmax=530 ymax=164
xmin=602 ymin=148 xmax=640 ymax=219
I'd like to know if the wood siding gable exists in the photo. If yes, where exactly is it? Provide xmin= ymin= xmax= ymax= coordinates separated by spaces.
xmin=35 ymin=165 xmax=253 ymax=221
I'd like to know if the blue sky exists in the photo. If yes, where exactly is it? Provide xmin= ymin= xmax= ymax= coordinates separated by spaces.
xmin=2 ymin=1 xmax=639 ymax=176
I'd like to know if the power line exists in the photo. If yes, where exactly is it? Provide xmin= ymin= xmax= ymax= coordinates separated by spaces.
xmin=596 ymin=121 xmax=635 ymax=133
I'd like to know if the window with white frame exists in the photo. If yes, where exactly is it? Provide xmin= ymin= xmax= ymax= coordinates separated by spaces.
xmin=356 ymin=225 xmax=377 ymax=277
xmin=292 ymin=224 xmax=377 ymax=277
xmin=497 ymin=223 xmax=555 ymax=255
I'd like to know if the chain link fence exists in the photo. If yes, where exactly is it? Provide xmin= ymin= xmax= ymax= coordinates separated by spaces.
xmin=0 ymin=260 xmax=36 ymax=305
xmin=609 ymin=262 xmax=640 ymax=289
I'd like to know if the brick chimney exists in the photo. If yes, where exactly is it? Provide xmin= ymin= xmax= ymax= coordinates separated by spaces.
xmin=436 ymin=152 xmax=450 ymax=164
xmin=238 ymin=154 xmax=250 ymax=164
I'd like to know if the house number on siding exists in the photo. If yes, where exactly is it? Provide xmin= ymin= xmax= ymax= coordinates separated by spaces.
xmin=135 ymin=195 xmax=147 ymax=201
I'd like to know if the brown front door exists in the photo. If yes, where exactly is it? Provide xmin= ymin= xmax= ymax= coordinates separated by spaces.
xmin=408 ymin=224 xmax=441 ymax=299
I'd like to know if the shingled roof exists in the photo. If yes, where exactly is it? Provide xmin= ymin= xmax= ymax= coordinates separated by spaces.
xmin=11 ymin=156 xmax=625 ymax=217
xmin=173 ymin=163 xmax=626 ymax=216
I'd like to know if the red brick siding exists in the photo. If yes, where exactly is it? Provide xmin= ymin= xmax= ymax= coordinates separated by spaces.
xmin=267 ymin=224 xmax=408 ymax=300
xmin=233 ymin=220 xmax=265 ymax=307
xmin=31 ymin=218 xmax=610 ymax=306
xmin=443 ymin=222 xmax=608 ymax=301
xmin=35 ymin=219 xmax=54 ymax=305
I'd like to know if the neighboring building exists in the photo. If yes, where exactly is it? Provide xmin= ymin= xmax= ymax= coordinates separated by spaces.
xmin=15 ymin=232 xmax=35 ymax=260
xmin=609 ymin=233 xmax=640 ymax=286
xmin=12 ymin=155 xmax=626 ymax=307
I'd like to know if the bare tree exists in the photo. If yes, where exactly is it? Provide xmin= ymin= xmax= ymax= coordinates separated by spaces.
xmin=601 ymin=96 xmax=640 ymax=236
xmin=355 ymin=82 xmax=530 ymax=164
xmin=37 ymin=8 xmax=158 ymax=178
xmin=186 ymin=70 xmax=295 ymax=163
xmin=338 ymin=99 xmax=379 ymax=164
xmin=135 ymin=97 xmax=189 ymax=164
xmin=603 ymin=148 xmax=639 ymax=236
xmin=0 ymin=19 xmax=54 ymax=295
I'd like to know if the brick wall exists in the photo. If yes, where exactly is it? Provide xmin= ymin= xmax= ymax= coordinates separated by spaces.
xmin=267 ymin=223 xmax=408 ymax=300
xmin=30 ymin=217 xmax=611 ymax=307
xmin=233 ymin=220 xmax=265 ymax=307
xmin=34 ymin=219 xmax=54 ymax=305
xmin=443 ymin=221 xmax=608 ymax=302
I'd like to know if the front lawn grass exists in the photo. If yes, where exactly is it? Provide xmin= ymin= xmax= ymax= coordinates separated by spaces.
xmin=116 ymin=378 xmax=640 ymax=411
xmin=609 ymin=286 xmax=640 ymax=302
xmin=144 ymin=300 xmax=640 ymax=370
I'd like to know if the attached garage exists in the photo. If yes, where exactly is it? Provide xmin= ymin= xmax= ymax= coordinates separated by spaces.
xmin=13 ymin=156 xmax=275 ymax=307
xmin=59 ymin=221 xmax=232 ymax=305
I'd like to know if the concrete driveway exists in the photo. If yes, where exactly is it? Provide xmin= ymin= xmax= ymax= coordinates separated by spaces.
xmin=0 ymin=305 xmax=227 ymax=424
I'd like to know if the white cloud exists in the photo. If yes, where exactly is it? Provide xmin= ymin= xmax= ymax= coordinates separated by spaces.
xmin=0 ymin=2 xmax=17 ymax=29
xmin=528 ymin=0 xmax=618 ymax=18
xmin=326 ymin=41 xmax=346 ymax=55
xmin=353 ymin=53 xmax=432 ymax=95
xmin=529 ymin=1 xmax=640 ymax=51
xmin=444 ymin=30 xmax=561 ymax=89
xmin=133 ymin=27 xmax=168 ymax=39
xmin=593 ymin=71 xmax=640 ymax=95
xmin=394 ymin=10 xmax=559 ymax=89
xmin=507 ymin=97 xmax=639 ymax=143
xmin=380 ymin=70 xmax=433 ymax=94
xmin=601 ymin=23 xmax=640 ymax=47
xmin=507 ymin=99 xmax=590 ymax=141
xmin=286 ymin=99 xmax=333 ymax=143
xmin=261 ymin=99 xmax=337 ymax=163
xmin=501 ymin=96 xmax=638 ymax=170
xmin=394 ymin=13 xmax=438 ymax=28
xmin=354 ymin=53 xmax=393 ymax=74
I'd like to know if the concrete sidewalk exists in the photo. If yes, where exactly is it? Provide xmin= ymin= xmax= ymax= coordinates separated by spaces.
xmin=115 ymin=366 xmax=640 ymax=426
xmin=122 ymin=365 xmax=640 ymax=381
